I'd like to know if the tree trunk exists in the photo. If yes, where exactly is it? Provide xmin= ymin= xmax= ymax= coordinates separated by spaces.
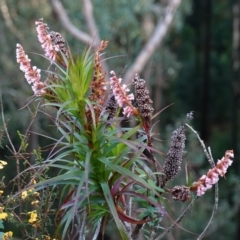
xmin=201 ymin=0 xmax=212 ymax=141
xmin=232 ymin=1 xmax=240 ymax=239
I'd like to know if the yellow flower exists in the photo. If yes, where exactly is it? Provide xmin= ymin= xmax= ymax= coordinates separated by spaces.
xmin=31 ymin=180 xmax=37 ymax=184
xmin=28 ymin=188 xmax=34 ymax=193
xmin=0 ymin=212 xmax=8 ymax=220
xmin=22 ymin=188 xmax=39 ymax=199
xmin=28 ymin=210 xmax=37 ymax=224
xmin=0 ymin=190 xmax=4 ymax=196
xmin=21 ymin=191 xmax=28 ymax=200
xmin=2 ymin=231 xmax=13 ymax=239
xmin=31 ymin=200 xmax=39 ymax=205
xmin=0 ymin=207 xmax=7 ymax=220
xmin=0 ymin=161 xmax=7 ymax=170
xmin=33 ymin=192 xmax=40 ymax=197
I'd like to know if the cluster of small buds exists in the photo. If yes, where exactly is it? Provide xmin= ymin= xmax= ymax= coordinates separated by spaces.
xmin=169 ymin=186 xmax=191 ymax=202
xmin=105 ymin=91 xmax=118 ymax=123
xmin=190 ymin=150 xmax=233 ymax=197
xmin=16 ymin=44 xmax=46 ymax=96
xmin=161 ymin=113 xmax=193 ymax=187
xmin=161 ymin=124 xmax=186 ymax=187
xmin=36 ymin=19 xmax=68 ymax=62
xmin=109 ymin=71 xmax=136 ymax=117
xmin=49 ymin=31 xmax=69 ymax=59
xmin=132 ymin=74 xmax=154 ymax=120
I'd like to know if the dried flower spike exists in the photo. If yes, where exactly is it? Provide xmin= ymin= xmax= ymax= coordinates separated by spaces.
xmin=190 ymin=150 xmax=233 ymax=197
xmin=132 ymin=74 xmax=154 ymax=121
xmin=161 ymin=124 xmax=186 ymax=187
xmin=89 ymin=41 xmax=108 ymax=106
xmin=161 ymin=113 xmax=193 ymax=187
xmin=105 ymin=91 xmax=118 ymax=123
xmin=49 ymin=31 xmax=70 ymax=60
xmin=16 ymin=44 xmax=46 ymax=95
xmin=169 ymin=186 xmax=191 ymax=202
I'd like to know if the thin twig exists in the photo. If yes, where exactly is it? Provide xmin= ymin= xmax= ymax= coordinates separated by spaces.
xmin=185 ymin=123 xmax=214 ymax=167
xmin=79 ymin=208 xmax=87 ymax=240
xmin=185 ymin=123 xmax=218 ymax=240
xmin=92 ymin=219 xmax=102 ymax=240
xmin=149 ymin=214 xmax=164 ymax=240
xmin=82 ymin=0 xmax=101 ymax=44
xmin=0 ymin=0 xmax=23 ymax=39
xmin=155 ymin=197 xmax=197 ymax=240
xmin=123 ymin=0 xmax=182 ymax=84
xmin=50 ymin=0 xmax=95 ymax=46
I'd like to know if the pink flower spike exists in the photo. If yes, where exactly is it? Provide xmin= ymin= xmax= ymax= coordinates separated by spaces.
xmin=191 ymin=150 xmax=233 ymax=197
xmin=35 ymin=19 xmax=57 ymax=61
xmin=16 ymin=44 xmax=45 ymax=96
xmin=32 ymin=82 xmax=46 ymax=96
xmin=122 ymin=106 xmax=133 ymax=118
xmin=205 ymin=177 xmax=213 ymax=189
xmin=109 ymin=71 xmax=135 ymax=117
xmin=199 ymin=175 xmax=207 ymax=182
xmin=197 ymin=184 xmax=207 ymax=197
xmin=16 ymin=44 xmax=31 ymax=72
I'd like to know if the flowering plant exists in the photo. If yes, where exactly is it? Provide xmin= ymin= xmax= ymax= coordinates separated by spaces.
xmin=0 ymin=19 xmax=233 ymax=240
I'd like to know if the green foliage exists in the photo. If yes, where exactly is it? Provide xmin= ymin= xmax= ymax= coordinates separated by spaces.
xmin=0 ymin=219 xmax=4 ymax=239
xmin=0 ymin=0 xmax=237 ymax=239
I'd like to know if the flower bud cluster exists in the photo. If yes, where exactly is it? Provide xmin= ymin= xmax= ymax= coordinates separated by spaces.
xmin=161 ymin=124 xmax=186 ymax=187
xmin=132 ymin=74 xmax=154 ymax=121
xmin=170 ymin=185 xmax=191 ymax=202
xmin=105 ymin=91 xmax=118 ymax=123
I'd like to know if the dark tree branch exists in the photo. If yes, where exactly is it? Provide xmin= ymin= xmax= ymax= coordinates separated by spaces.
xmin=81 ymin=0 xmax=101 ymax=44
xmin=122 ymin=0 xmax=181 ymax=84
xmin=50 ymin=0 xmax=109 ymax=75
xmin=50 ymin=0 xmax=97 ymax=47
xmin=51 ymin=0 xmax=181 ymax=84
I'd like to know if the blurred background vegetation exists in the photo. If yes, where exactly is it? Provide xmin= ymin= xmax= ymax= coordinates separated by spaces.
xmin=0 ymin=0 xmax=239 ymax=239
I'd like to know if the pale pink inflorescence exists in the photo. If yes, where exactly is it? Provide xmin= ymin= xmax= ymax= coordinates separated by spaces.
xmin=16 ymin=43 xmax=46 ymax=95
xmin=109 ymin=71 xmax=135 ymax=117
xmin=191 ymin=150 xmax=233 ymax=197
xmin=35 ymin=19 xmax=58 ymax=61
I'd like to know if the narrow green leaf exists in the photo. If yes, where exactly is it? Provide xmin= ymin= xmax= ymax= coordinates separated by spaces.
xmin=100 ymin=182 xmax=129 ymax=240
xmin=98 ymin=157 xmax=161 ymax=198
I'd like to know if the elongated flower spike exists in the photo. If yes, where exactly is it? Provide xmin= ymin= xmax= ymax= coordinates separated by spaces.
xmin=109 ymin=71 xmax=138 ymax=117
xmin=87 ymin=41 xmax=109 ymax=122
xmin=35 ymin=19 xmax=69 ymax=62
xmin=16 ymin=44 xmax=46 ymax=96
xmin=190 ymin=150 xmax=233 ymax=197
xmin=161 ymin=113 xmax=193 ymax=188
xmin=35 ymin=19 xmax=57 ymax=61
xmin=89 ymin=40 xmax=108 ymax=105
xmin=132 ymin=74 xmax=154 ymax=123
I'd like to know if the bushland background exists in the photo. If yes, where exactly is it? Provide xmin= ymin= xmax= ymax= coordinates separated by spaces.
xmin=0 ymin=0 xmax=239 ymax=239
